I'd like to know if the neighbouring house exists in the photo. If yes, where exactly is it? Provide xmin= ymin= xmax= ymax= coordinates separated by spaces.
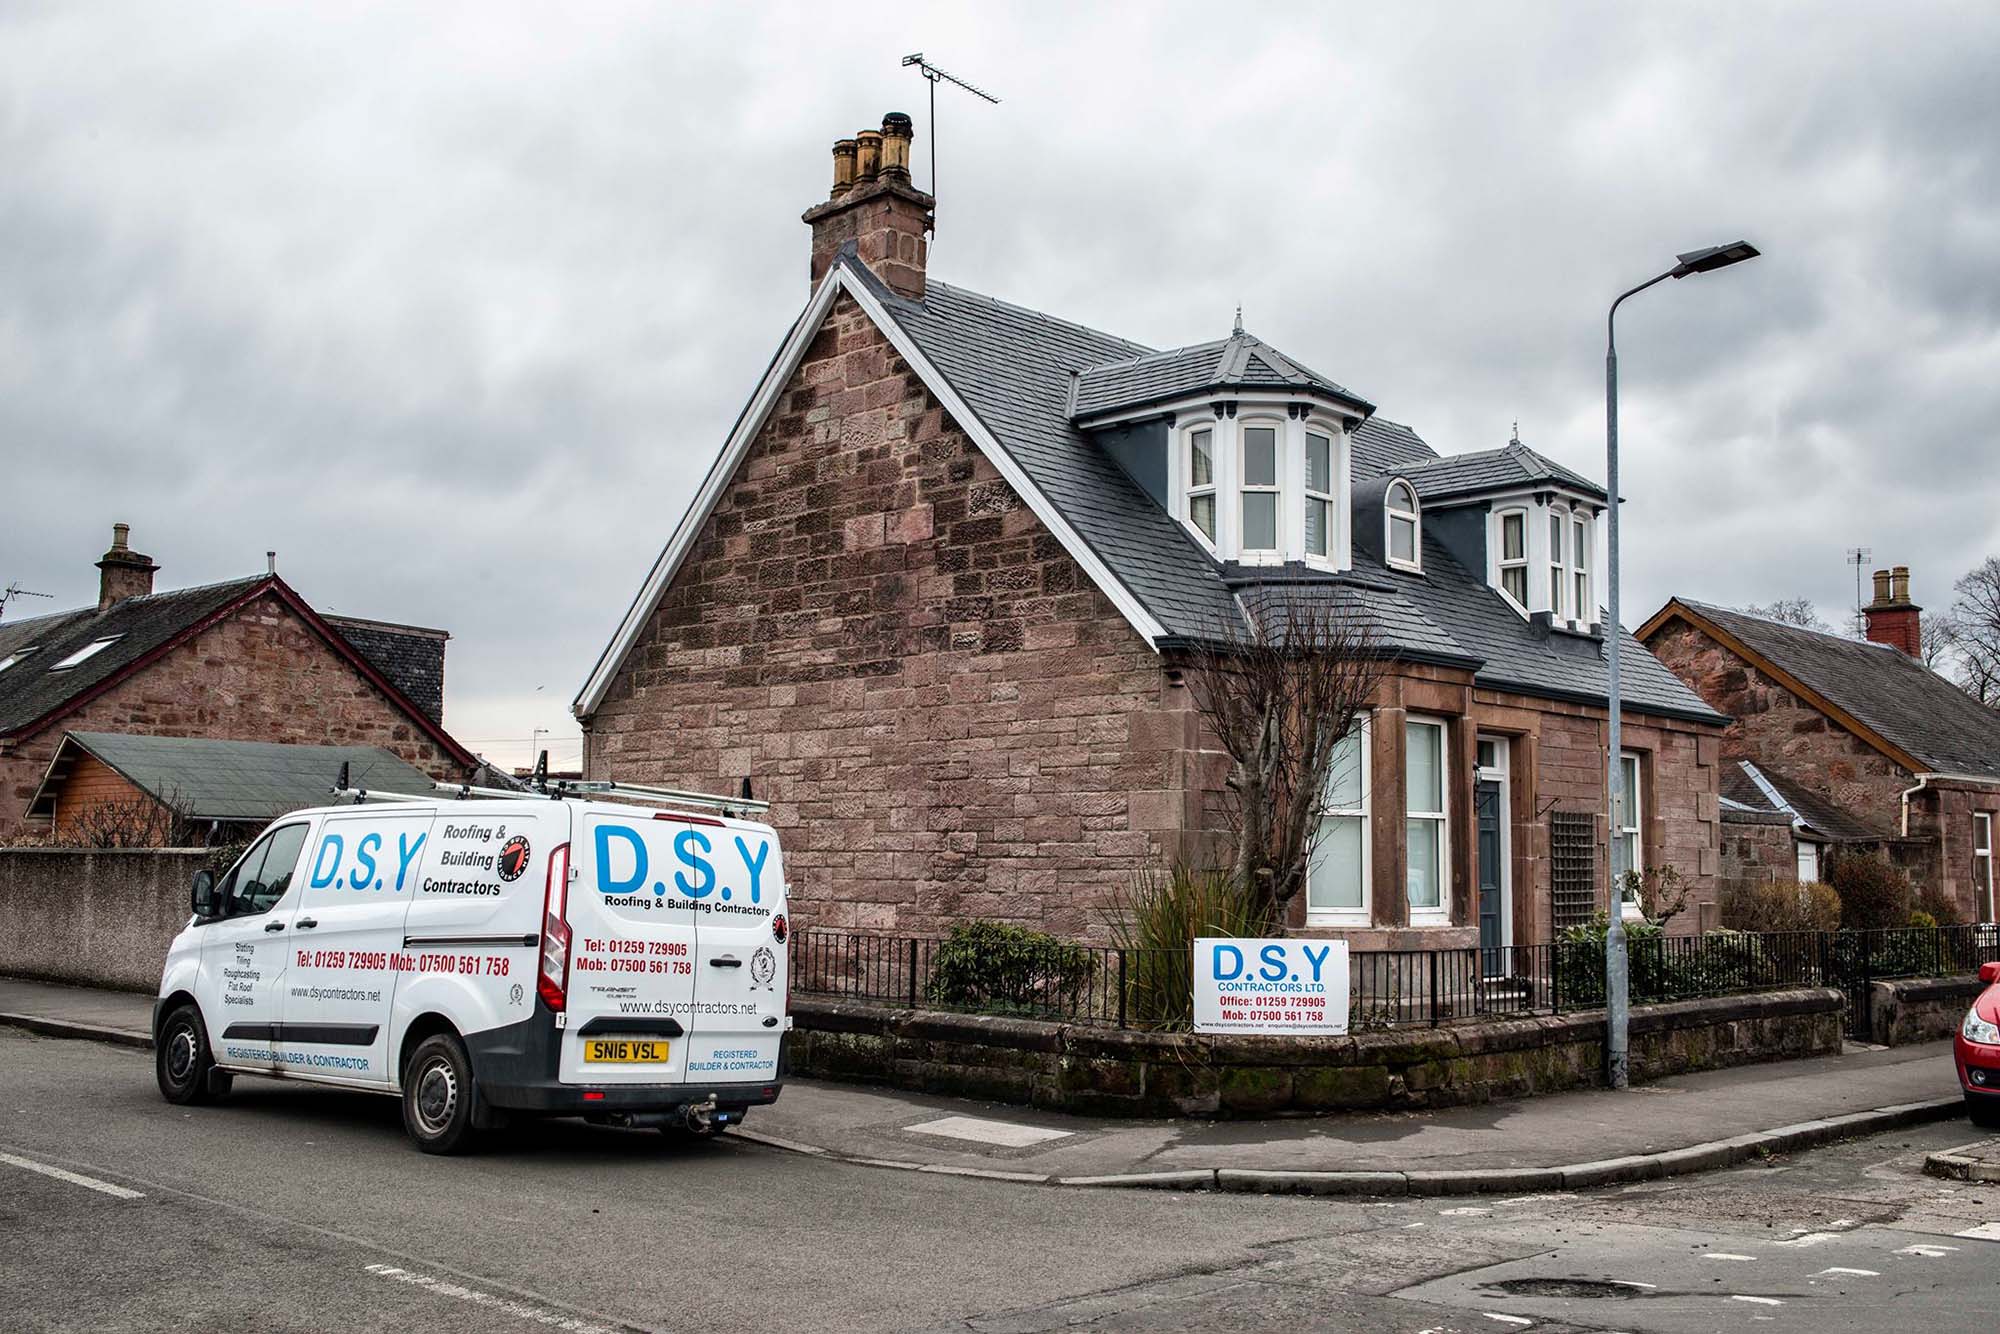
xmin=0 ymin=524 xmax=479 ymax=837
xmin=1641 ymin=570 xmax=2000 ymax=922
xmin=27 ymin=732 xmax=440 ymax=845
xmin=575 ymin=112 xmax=1726 ymax=949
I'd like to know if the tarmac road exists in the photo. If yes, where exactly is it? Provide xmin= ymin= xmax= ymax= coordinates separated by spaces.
xmin=2 ymin=1028 xmax=1996 ymax=1333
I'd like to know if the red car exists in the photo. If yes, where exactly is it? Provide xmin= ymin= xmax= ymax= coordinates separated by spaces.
xmin=1957 ymin=961 xmax=2000 ymax=1129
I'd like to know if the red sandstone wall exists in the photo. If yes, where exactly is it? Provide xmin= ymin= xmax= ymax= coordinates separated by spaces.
xmin=0 ymin=590 xmax=466 ymax=836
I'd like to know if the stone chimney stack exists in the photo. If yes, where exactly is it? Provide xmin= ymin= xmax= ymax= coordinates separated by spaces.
xmin=1862 ymin=564 xmax=1923 ymax=657
xmin=802 ymin=112 xmax=934 ymax=300
xmin=95 ymin=523 xmax=159 ymax=610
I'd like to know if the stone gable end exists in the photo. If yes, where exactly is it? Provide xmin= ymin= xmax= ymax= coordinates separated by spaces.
xmin=0 ymin=589 xmax=466 ymax=835
xmin=584 ymin=296 xmax=1194 ymax=939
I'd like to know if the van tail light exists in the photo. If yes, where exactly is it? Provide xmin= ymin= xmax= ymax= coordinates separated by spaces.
xmin=538 ymin=842 xmax=572 ymax=1012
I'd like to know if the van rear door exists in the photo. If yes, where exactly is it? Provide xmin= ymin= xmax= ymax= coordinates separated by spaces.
xmin=684 ymin=817 xmax=786 ymax=1086
xmin=562 ymin=809 xmax=701 ymax=1085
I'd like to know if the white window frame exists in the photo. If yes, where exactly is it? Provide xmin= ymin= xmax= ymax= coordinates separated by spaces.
xmin=1616 ymin=750 xmax=1645 ymax=919
xmin=1975 ymin=812 xmax=1994 ymax=922
xmin=48 ymin=636 xmax=121 ymax=671
xmin=1495 ymin=508 xmax=1529 ymax=612
xmin=1302 ymin=427 xmax=1336 ymax=566
xmin=1182 ymin=423 xmax=1218 ymax=549
xmin=1307 ymin=714 xmax=1372 ymax=927
xmin=1385 ymin=479 xmax=1422 ymax=573
xmin=0 ymin=647 xmax=37 ymax=673
xmin=1547 ymin=505 xmax=1569 ymax=620
xmin=1405 ymin=715 xmax=1450 ymax=927
xmin=1796 ymin=838 xmax=1822 ymax=885
xmin=1571 ymin=512 xmax=1592 ymax=624
xmin=1237 ymin=419 xmax=1283 ymax=561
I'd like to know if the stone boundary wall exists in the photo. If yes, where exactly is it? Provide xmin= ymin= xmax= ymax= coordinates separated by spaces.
xmin=0 ymin=848 xmax=204 ymax=991
xmin=787 ymin=988 xmax=1845 ymax=1118
xmin=1869 ymin=975 xmax=1983 ymax=1048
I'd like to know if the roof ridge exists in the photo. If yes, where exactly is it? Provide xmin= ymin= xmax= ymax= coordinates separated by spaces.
xmin=0 ymin=572 xmax=267 ymax=632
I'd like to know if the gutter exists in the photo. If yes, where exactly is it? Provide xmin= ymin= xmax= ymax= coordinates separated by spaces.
xmin=1901 ymin=771 xmax=2000 ymax=838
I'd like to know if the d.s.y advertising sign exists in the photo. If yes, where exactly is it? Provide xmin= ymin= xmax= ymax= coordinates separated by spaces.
xmin=1192 ymin=938 xmax=1350 ymax=1036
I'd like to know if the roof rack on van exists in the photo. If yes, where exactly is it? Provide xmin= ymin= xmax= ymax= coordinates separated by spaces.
xmin=330 ymin=761 xmax=769 ymax=818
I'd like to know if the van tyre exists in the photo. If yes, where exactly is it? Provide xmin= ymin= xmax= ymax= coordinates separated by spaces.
xmin=156 ymin=1003 xmax=224 ymax=1105
xmin=402 ymin=1033 xmax=478 ymax=1154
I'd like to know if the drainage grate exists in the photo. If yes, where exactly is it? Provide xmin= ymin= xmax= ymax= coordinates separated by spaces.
xmin=1483 ymin=1277 xmax=1646 ymax=1300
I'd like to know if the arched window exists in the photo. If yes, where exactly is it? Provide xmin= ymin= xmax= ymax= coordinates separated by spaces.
xmin=1385 ymin=480 xmax=1420 ymax=571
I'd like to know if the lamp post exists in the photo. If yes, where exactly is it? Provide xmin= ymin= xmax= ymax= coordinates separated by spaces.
xmin=1603 ymin=240 xmax=1759 ymax=1090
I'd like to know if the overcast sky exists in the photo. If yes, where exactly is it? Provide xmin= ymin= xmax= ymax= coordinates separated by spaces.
xmin=4 ymin=2 xmax=1997 ymax=770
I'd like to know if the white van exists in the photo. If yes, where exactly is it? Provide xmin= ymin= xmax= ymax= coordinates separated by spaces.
xmin=153 ymin=777 xmax=790 ymax=1153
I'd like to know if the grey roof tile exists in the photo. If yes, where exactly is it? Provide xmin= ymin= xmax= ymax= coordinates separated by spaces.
xmin=1676 ymin=600 xmax=2000 ymax=778
xmin=324 ymin=616 xmax=448 ymax=725
xmin=1400 ymin=441 xmax=1606 ymax=503
xmin=34 ymin=732 xmax=437 ymax=822
xmin=1720 ymin=760 xmax=1896 ymax=842
xmin=1071 ymin=332 xmax=1372 ymax=421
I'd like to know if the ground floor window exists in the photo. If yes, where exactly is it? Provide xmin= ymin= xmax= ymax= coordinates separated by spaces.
xmin=1616 ymin=751 xmax=1644 ymax=918
xmin=1406 ymin=716 xmax=1449 ymax=925
xmin=1307 ymin=717 xmax=1370 ymax=925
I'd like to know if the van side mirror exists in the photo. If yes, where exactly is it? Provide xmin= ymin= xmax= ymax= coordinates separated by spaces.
xmin=1981 ymin=961 xmax=2000 ymax=986
xmin=191 ymin=870 xmax=217 ymax=918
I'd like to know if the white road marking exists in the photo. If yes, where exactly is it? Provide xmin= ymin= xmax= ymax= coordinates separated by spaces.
xmin=1481 ymin=1314 xmax=1533 ymax=1327
xmin=1777 ymin=1232 xmax=1842 ymax=1247
xmin=1897 ymin=1243 xmax=1960 ymax=1257
xmin=1815 ymin=1267 xmax=1879 ymax=1277
xmin=1496 ymin=1194 xmax=1570 ymax=1207
xmin=1702 ymin=1252 xmax=1758 ymax=1262
xmin=363 ymin=1265 xmax=615 ymax=1332
xmin=1954 ymin=1222 xmax=2000 ymax=1241
xmin=1440 ymin=1206 xmax=1491 ymax=1216
xmin=0 ymin=1151 xmax=143 ymax=1199
xmin=1732 ymin=1295 xmax=1784 ymax=1306
xmin=1609 ymin=1280 xmax=1657 ymax=1289
xmin=904 ymin=1116 xmax=1071 ymax=1148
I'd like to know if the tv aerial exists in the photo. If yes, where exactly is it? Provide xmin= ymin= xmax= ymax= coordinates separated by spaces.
xmin=0 ymin=582 xmax=52 ymax=623
xmin=901 ymin=53 xmax=1000 ymax=220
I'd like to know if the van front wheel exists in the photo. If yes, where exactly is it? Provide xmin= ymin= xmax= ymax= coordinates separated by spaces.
xmin=156 ymin=1003 xmax=225 ymax=1105
xmin=402 ymin=1033 xmax=478 ymax=1154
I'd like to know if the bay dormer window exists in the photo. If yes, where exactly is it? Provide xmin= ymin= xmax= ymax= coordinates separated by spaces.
xmin=1547 ymin=506 xmax=1569 ymax=618
xmin=1496 ymin=509 xmax=1529 ymax=608
xmin=1187 ymin=426 xmax=1217 ymax=544
xmin=1304 ymin=429 xmax=1334 ymax=560
xmin=1572 ymin=512 xmax=1591 ymax=622
xmin=1385 ymin=480 xmax=1421 ymax=571
xmin=1239 ymin=424 xmax=1280 ymax=556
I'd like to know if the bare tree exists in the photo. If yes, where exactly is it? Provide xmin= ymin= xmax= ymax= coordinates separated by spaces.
xmin=0 ymin=789 xmax=199 ymax=849
xmin=1177 ymin=588 xmax=1387 ymax=918
xmin=1739 ymin=596 xmax=1836 ymax=634
xmin=1945 ymin=558 xmax=2000 ymax=707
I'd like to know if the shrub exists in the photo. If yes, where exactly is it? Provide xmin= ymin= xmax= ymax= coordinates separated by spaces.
xmin=925 ymin=922 xmax=1095 ymax=1015
xmin=1108 ymin=863 xmax=1271 ymax=1028
xmin=1829 ymin=855 xmax=1913 ymax=930
xmin=1912 ymin=883 xmax=1964 ymax=927
xmin=1556 ymin=918 xmax=1780 ymax=1005
xmin=1718 ymin=878 xmax=1842 ymax=934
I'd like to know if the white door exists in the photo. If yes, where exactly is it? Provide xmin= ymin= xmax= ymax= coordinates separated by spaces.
xmin=280 ymin=809 xmax=433 ymax=1085
xmin=683 ymin=818 xmax=787 ymax=1087
xmin=199 ymin=821 xmax=312 ymax=1072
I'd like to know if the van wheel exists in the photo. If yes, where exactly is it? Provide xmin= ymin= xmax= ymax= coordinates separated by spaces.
xmin=156 ymin=1003 xmax=223 ymax=1105
xmin=402 ymin=1033 xmax=478 ymax=1154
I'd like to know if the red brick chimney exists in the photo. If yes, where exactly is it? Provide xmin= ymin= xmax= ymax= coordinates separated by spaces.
xmin=802 ymin=112 xmax=933 ymax=300
xmin=1862 ymin=565 xmax=1922 ymax=657
xmin=95 ymin=523 xmax=159 ymax=610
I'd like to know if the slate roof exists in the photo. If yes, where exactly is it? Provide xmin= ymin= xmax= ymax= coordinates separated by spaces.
xmin=1666 ymin=600 xmax=2000 ymax=779
xmin=324 ymin=615 xmax=448 ymax=725
xmin=1717 ymin=759 xmax=1896 ymax=842
xmin=1071 ymin=331 xmax=1373 ymax=421
xmin=0 ymin=577 xmax=266 ymax=737
xmin=28 ymin=732 xmax=435 ymax=823
xmin=1399 ymin=441 xmax=1606 ymax=502
xmin=1349 ymin=418 xmax=1439 ymax=480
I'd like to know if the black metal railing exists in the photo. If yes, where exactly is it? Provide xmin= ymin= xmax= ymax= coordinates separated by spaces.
xmin=790 ymin=923 xmax=2000 ymax=1035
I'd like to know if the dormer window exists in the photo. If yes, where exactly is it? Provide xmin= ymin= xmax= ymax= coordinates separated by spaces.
xmin=1304 ymin=431 xmax=1333 ymax=559
xmin=1548 ymin=507 xmax=1568 ymax=617
xmin=1187 ymin=427 xmax=1217 ymax=543
xmin=1239 ymin=425 xmax=1279 ymax=553
xmin=1385 ymin=481 xmax=1421 ymax=571
xmin=1497 ymin=509 xmax=1528 ymax=607
xmin=1572 ymin=513 xmax=1591 ymax=621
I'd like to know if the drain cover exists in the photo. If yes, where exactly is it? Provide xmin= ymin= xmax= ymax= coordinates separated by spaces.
xmin=1484 ymin=1278 xmax=1645 ymax=1300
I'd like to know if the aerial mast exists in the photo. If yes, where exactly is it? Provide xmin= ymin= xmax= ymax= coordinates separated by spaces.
xmin=901 ymin=52 xmax=1001 ymax=232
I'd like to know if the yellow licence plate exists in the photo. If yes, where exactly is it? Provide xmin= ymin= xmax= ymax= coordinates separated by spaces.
xmin=584 ymin=1038 xmax=668 ymax=1064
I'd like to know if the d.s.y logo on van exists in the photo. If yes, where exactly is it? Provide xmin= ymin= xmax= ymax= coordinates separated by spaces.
xmin=308 ymin=824 xmax=428 ymax=893
xmin=592 ymin=822 xmax=772 ymax=910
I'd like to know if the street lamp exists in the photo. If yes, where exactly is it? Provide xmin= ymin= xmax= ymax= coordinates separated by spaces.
xmin=1603 ymin=240 xmax=1759 ymax=1091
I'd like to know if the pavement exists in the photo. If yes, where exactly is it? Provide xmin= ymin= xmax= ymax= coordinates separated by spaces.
xmin=0 ymin=973 xmax=1973 ymax=1194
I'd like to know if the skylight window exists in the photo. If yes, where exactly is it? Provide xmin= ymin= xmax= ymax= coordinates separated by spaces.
xmin=0 ymin=647 xmax=37 ymax=673
xmin=48 ymin=636 xmax=121 ymax=671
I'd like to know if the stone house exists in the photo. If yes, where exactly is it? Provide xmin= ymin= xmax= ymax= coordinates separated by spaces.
xmin=575 ymin=113 xmax=1727 ymax=950
xmin=1641 ymin=570 xmax=2000 ymax=922
xmin=0 ymin=525 xmax=478 ymax=837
